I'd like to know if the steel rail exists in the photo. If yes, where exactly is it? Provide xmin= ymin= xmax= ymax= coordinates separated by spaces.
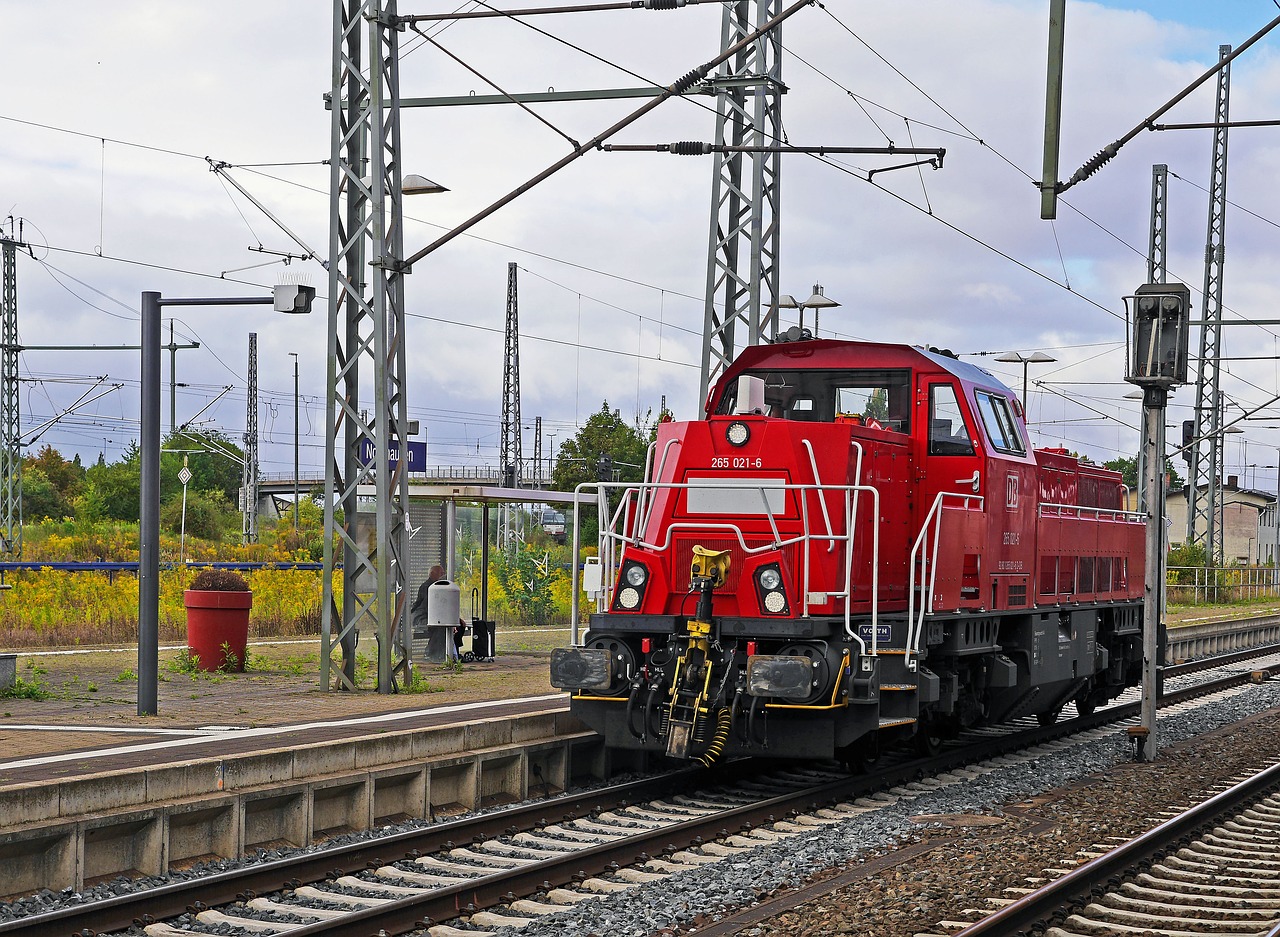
xmin=0 ymin=770 xmax=710 ymax=937
xmin=955 ymin=758 xmax=1280 ymax=935
xmin=2 ymin=663 xmax=1273 ymax=937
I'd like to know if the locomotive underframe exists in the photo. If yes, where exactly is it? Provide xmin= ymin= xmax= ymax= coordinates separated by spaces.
xmin=566 ymin=598 xmax=1147 ymax=762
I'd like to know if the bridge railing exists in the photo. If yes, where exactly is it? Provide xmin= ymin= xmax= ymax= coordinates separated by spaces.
xmin=255 ymin=467 xmax=551 ymax=486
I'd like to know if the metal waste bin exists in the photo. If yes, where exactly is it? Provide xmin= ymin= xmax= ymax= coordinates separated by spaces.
xmin=413 ymin=580 xmax=461 ymax=663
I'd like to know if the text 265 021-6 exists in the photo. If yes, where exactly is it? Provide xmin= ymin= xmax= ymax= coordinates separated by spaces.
xmin=710 ymin=457 xmax=763 ymax=469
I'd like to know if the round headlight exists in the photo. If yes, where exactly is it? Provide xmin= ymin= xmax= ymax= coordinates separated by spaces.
xmin=618 ymin=587 xmax=641 ymax=609
xmin=758 ymin=567 xmax=782 ymax=590
xmin=625 ymin=564 xmax=648 ymax=587
xmin=726 ymin=421 xmax=750 ymax=447
xmin=763 ymin=591 xmax=787 ymax=614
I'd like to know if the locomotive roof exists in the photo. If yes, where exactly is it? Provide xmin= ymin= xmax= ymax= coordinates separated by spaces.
xmin=715 ymin=338 xmax=1012 ymax=398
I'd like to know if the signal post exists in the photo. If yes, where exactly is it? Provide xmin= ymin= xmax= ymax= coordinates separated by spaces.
xmin=1125 ymin=282 xmax=1191 ymax=760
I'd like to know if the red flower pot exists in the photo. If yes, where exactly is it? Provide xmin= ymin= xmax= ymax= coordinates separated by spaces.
xmin=184 ymin=589 xmax=252 ymax=672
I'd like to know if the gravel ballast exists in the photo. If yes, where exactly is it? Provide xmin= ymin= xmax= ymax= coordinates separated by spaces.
xmin=4 ymin=678 xmax=1279 ymax=935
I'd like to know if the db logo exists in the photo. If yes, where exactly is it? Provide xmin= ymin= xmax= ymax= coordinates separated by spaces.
xmin=1006 ymin=473 xmax=1019 ymax=510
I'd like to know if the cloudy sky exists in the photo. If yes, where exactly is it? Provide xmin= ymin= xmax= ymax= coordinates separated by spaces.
xmin=2 ymin=1 xmax=1279 ymax=488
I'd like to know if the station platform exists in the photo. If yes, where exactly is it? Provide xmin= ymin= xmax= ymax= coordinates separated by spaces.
xmin=0 ymin=638 xmax=610 ymax=894
xmin=0 ymin=638 xmax=568 ymax=788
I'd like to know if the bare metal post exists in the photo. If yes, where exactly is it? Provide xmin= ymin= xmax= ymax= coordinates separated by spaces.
xmin=139 ymin=292 xmax=162 ymax=716
xmin=481 ymin=504 xmax=490 ymax=620
xmin=291 ymin=352 xmax=300 ymax=532
xmin=1040 ymin=0 xmax=1066 ymax=219
xmin=445 ymin=499 xmax=457 ymax=581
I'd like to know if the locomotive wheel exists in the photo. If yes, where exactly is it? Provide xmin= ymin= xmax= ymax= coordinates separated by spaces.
xmin=914 ymin=725 xmax=944 ymax=756
xmin=1074 ymin=693 xmax=1097 ymax=717
xmin=838 ymin=735 xmax=881 ymax=774
xmin=1036 ymin=708 xmax=1060 ymax=727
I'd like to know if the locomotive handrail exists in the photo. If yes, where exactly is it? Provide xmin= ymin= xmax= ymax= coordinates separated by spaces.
xmin=570 ymin=477 xmax=884 ymax=656
xmin=635 ymin=438 xmax=683 ymax=541
xmin=905 ymin=490 xmax=987 ymax=670
xmin=801 ymin=438 xmax=838 ymax=554
xmin=1038 ymin=501 xmax=1144 ymax=523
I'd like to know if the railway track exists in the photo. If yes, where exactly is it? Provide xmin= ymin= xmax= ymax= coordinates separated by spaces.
xmin=956 ymin=757 xmax=1280 ymax=936
xmin=2 ymin=646 xmax=1277 ymax=937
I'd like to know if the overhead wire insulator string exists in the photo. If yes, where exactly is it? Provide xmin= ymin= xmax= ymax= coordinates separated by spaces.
xmin=401 ymin=0 xmax=816 ymax=267
xmin=1056 ymin=12 xmax=1280 ymax=194
xmin=399 ymin=0 xmax=710 ymax=22
xmin=600 ymin=143 xmax=946 ymax=162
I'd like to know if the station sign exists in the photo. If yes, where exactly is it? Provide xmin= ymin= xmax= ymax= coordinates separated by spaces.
xmin=358 ymin=436 xmax=427 ymax=472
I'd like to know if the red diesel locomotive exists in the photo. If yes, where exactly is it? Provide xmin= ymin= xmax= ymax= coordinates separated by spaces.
xmin=551 ymin=337 xmax=1148 ymax=766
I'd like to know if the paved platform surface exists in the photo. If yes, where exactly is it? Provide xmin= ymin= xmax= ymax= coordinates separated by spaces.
xmin=0 ymin=638 xmax=566 ymax=788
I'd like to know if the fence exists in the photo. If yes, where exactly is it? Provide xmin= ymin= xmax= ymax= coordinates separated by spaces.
xmin=1167 ymin=565 xmax=1280 ymax=605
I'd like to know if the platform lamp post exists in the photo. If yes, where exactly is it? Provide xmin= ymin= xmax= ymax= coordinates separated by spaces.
xmin=778 ymin=285 xmax=840 ymax=337
xmin=138 ymin=285 xmax=314 ymax=717
xmin=290 ymin=352 xmax=300 ymax=533
xmin=1124 ymin=281 xmax=1191 ymax=762
xmin=995 ymin=350 xmax=1056 ymax=409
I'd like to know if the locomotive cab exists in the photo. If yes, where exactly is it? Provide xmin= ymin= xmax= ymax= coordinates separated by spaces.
xmin=551 ymin=338 xmax=1146 ymax=766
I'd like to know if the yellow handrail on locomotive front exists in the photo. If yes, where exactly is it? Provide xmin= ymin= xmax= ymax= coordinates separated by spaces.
xmin=571 ymin=692 xmax=630 ymax=701
xmin=765 ymin=700 xmax=850 ymax=711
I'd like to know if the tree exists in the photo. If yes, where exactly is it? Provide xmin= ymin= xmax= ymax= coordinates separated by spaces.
xmin=162 ymin=430 xmax=244 ymax=503
xmin=161 ymin=488 xmax=233 ymax=541
xmin=1103 ymin=456 xmax=1184 ymax=491
xmin=551 ymin=401 xmax=653 ymax=492
xmin=21 ymin=467 xmax=71 ymax=520
xmin=1103 ymin=457 xmax=1137 ymax=489
xmin=81 ymin=443 xmax=141 ymax=521
xmin=25 ymin=445 xmax=85 ymax=502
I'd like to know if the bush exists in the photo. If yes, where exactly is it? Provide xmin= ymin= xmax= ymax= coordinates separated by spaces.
xmin=162 ymin=489 xmax=234 ymax=542
xmin=189 ymin=568 xmax=250 ymax=592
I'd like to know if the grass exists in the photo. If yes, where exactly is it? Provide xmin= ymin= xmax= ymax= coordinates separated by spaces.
xmin=1 ymin=675 xmax=53 ymax=701
xmin=1165 ymin=595 xmax=1280 ymax=625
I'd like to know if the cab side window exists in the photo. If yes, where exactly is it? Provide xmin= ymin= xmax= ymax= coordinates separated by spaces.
xmin=974 ymin=390 xmax=1026 ymax=456
xmin=929 ymin=384 xmax=975 ymax=456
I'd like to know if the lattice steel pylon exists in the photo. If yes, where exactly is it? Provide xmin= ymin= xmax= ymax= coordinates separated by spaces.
xmin=322 ymin=0 xmax=413 ymax=693
xmin=241 ymin=333 xmax=259 ymax=545
xmin=697 ymin=0 xmax=785 ymax=403
xmin=1 ymin=232 xmax=20 ymax=556
xmin=500 ymin=261 xmax=522 ymax=488
xmin=1185 ymin=45 xmax=1232 ymax=564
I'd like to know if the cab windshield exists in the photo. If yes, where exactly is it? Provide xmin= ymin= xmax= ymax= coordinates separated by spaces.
xmin=717 ymin=368 xmax=911 ymax=432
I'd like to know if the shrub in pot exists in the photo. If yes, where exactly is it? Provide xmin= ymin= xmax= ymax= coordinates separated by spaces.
xmin=184 ymin=568 xmax=252 ymax=672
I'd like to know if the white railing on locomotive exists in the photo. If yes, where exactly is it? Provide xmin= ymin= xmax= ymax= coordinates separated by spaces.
xmin=1038 ymin=501 xmax=1145 ymax=523
xmin=797 ymin=437 xmax=874 ymax=644
xmin=568 ymin=476 xmax=881 ymax=657
xmin=633 ymin=437 xmax=683 ymax=542
xmin=905 ymin=489 xmax=988 ymax=672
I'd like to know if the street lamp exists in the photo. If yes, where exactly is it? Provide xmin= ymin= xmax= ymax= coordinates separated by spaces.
xmin=401 ymin=174 xmax=449 ymax=196
xmin=778 ymin=285 xmax=840 ymax=337
xmin=138 ymin=285 xmax=314 ymax=717
xmin=995 ymin=350 xmax=1056 ymax=407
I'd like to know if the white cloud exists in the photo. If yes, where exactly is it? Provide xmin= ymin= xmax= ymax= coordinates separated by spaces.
xmin=1 ymin=0 xmax=1279 ymax=477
